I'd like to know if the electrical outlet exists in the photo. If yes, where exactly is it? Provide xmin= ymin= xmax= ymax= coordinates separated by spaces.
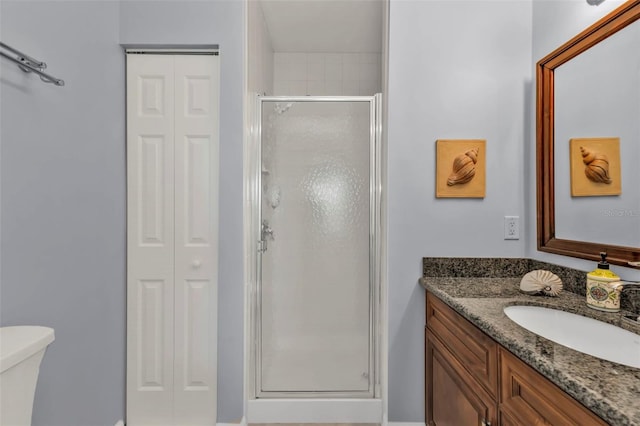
xmin=504 ymin=216 xmax=520 ymax=240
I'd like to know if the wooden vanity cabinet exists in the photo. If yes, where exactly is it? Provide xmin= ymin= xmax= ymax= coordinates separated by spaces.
xmin=426 ymin=291 xmax=608 ymax=426
xmin=426 ymin=293 xmax=498 ymax=425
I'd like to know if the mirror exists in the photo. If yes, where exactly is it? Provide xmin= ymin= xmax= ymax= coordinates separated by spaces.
xmin=537 ymin=0 xmax=640 ymax=267
xmin=555 ymin=14 xmax=639 ymax=248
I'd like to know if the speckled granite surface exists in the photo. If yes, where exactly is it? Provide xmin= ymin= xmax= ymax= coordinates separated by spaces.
xmin=423 ymin=257 xmax=640 ymax=313
xmin=420 ymin=258 xmax=640 ymax=425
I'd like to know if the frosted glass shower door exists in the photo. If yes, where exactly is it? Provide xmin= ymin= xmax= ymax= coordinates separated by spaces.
xmin=259 ymin=99 xmax=374 ymax=395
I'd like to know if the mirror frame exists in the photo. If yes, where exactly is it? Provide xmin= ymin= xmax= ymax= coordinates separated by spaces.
xmin=537 ymin=0 xmax=640 ymax=267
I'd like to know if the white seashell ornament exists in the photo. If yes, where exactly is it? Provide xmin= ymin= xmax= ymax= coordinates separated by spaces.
xmin=519 ymin=270 xmax=563 ymax=297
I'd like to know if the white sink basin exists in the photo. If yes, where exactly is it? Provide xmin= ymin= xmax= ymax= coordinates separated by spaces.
xmin=503 ymin=305 xmax=640 ymax=369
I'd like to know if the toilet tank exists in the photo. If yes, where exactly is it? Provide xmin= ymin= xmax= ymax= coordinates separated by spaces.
xmin=0 ymin=326 xmax=55 ymax=426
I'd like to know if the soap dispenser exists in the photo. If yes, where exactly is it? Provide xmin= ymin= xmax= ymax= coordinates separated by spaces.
xmin=586 ymin=252 xmax=621 ymax=312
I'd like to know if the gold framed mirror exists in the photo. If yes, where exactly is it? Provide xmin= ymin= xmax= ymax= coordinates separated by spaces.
xmin=537 ymin=0 xmax=640 ymax=267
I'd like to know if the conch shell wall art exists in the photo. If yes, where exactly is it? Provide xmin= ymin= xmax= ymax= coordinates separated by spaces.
xmin=581 ymin=146 xmax=612 ymax=184
xmin=569 ymin=137 xmax=621 ymax=197
xmin=447 ymin=147 xmax=479 ymax=186
xmin=436 ymin=139 xmax=486 ymax=198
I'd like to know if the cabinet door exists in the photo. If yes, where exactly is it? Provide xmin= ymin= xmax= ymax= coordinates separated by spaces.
xmin=426 ymin=328 xmax=496 ymax=426
xmin=499 ymin=348 xmax=607 ymax=426
xmin=426 ymin=293 xmax=498 ymax=398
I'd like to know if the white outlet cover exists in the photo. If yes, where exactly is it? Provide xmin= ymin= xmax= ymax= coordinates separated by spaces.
xmin=504 ymin=216 xmax=520 ymax=240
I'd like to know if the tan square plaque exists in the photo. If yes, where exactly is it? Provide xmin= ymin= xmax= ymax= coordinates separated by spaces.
xmin=570 ymin=137 xmax=621 ymax=197
xmin=436 ymin=139 xmax=486 ymax=198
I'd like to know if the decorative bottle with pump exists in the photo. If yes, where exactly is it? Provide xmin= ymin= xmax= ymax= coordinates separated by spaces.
xmin=586 ymin=252 xmax=621 ymax=312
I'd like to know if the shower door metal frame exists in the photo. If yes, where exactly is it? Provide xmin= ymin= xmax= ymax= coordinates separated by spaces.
xmin=249 ymin=95 xmax=383 ymax=399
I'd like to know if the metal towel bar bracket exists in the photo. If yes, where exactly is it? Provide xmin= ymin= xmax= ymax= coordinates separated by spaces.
xmin=0 ymin=42 xmax=64 ymax=86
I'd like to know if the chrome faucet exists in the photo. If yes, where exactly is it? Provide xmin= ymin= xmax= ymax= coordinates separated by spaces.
xmin=612 ymin=281 xmax=640 ymax=322
xmin=611 ymin=281 xmax=640 ymax=292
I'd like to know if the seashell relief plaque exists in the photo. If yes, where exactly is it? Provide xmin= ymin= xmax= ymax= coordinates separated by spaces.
xmin=436 ymin=139 xmax=486 ymax=198
xmin=569 ymin=137 xmax=621 ymax=197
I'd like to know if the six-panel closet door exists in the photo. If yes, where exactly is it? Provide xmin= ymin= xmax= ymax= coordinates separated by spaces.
xmin=126 ymin=53 xmax=219 ymax=425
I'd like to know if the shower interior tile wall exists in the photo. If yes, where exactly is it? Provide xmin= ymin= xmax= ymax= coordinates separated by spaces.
xmin=274 ymin=53 xmax=382 ymax=96
xmin=248 ymin=0 xmax=274 ymax=95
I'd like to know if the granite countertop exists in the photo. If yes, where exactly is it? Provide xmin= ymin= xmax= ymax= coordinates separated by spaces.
xmin=420 ymin=276 xmax=640 ymax=426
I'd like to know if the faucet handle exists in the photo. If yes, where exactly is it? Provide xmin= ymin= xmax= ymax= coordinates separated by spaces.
xmin=612 ymin=281 xmax=640 ymax=292
xmin=261 ymin=220 xmax=274 ymax=240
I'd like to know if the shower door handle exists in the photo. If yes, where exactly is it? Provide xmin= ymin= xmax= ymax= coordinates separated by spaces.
xmin=259 ymin=220 xmax=274 ymax=253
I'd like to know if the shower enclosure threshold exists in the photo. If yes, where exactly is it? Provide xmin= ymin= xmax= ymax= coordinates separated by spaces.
xmin=246 ymin=398 xmax=382 ymax=423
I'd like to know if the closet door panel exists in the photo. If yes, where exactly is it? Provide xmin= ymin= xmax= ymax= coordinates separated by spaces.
xmin=127 ymin=54 xmax=175 ymax=425
xmin=173 ymin=54 xmax=219 ymax=424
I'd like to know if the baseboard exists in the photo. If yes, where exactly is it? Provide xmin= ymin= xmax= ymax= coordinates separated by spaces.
xmin=247 ymin=398 xmax=382 ymax=423
xmin=387 ymin=423 xmax=426 ymax=426
xmin=217 ymin=416 xmax=247 ymax=426
xmin=117 ymin=422 xmax=242 ymax=426
xmin=118 ymin=417 xmax=420 ymax=426
xmin=217 ymin=421 xmax=424 ymax=425
xmin=218 ymin=422 xmax=425 ymax=426
xmin=117 ymin=421 xmax=243 ymax=426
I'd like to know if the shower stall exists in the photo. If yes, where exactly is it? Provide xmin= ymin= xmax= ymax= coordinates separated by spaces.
xmin=246 ymin=95 xmax=383 ymax=421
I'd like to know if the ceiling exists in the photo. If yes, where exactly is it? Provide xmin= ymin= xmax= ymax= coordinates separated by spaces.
xmin=259 ymin=0 xmax=384 ymax=53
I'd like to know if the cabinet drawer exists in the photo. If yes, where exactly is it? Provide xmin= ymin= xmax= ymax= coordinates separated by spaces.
xmin=499 ymin=348 xmax=607 ymax=426
xmin=426 ymin=292 xmax=498 ymax=398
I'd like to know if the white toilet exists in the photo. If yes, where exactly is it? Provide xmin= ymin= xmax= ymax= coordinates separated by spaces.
xmin=0 ymin=326 xmax=55 ymax=426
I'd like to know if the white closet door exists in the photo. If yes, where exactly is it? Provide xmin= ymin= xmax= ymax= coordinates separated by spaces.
xmin=127 ymin=54 xmax=176 ymax=425
xmin=127 ymin=53 xmax=219 ymax=426
xmin=173 ymin=55 xmax=219 ymax=425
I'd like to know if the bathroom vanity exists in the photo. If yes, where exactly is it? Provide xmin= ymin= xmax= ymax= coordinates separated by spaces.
xmin=425 ymin=291 xmax=607 ymax=425
xmin=421 ymin=263 xmax=640 ymax=426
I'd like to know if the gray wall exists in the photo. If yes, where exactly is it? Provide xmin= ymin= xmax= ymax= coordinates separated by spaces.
xmin=387 ymin=1 xmax=532 ymax=420
xmin=1 ymin=1 xmax=244 ymax=425
xmin=1 ymin=2 xmax=125 ymax=425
